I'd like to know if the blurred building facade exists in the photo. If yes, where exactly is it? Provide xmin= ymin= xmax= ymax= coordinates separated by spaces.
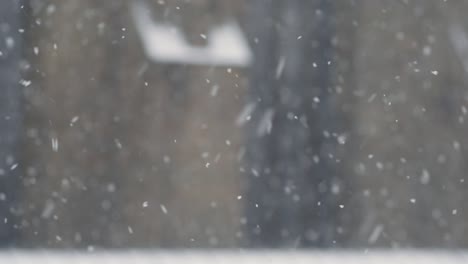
xmin=0 ymin=0 xmax=467 ymax=248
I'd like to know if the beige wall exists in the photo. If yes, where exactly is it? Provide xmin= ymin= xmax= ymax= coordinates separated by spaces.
xmin=20 ymin=0 xmax=246 ymax=248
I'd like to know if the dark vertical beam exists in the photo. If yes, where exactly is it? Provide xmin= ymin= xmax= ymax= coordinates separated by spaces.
xmin=245 ymin=0 xmax=336 ymax=248
xmin=244 ymin=0 xmax=281 ymax=248
xmin=0 ymin=0 xmax=23 ymax=246
xmin=299 ymin=0 xmax=339 ymax=247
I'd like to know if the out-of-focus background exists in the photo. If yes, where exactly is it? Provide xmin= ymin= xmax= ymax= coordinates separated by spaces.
xmin=1 ymin=0 xmax=468 ymax=249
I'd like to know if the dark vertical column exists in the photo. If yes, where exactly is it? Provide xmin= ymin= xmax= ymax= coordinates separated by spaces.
xmin=299 ymin=0 xmax=339 ymax=247
xmin=244 ymin=0 xmax=281 ymax=247
xmin=245 ymin=0 xmax=336 ymax=248
xmin=0 ymin=0 xmax=23 ymax=246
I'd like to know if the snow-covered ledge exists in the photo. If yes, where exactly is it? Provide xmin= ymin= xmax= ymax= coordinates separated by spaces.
xmin=0 ymin=250 xmax=467 ymax=264
xmin=131 ymin=0 xmax=252 ymax=67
